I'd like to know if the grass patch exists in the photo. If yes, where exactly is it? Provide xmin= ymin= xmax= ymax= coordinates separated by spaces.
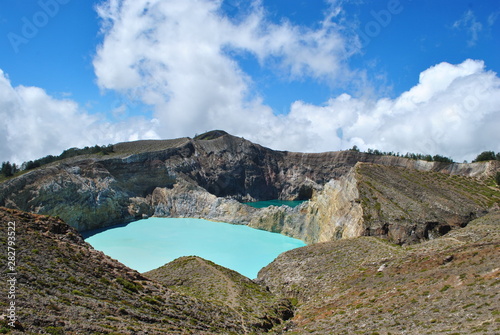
xmin=440 ymin=285 xmax=452 ymax=292
xmin=116 ymin=277 xmax=143 ymax=293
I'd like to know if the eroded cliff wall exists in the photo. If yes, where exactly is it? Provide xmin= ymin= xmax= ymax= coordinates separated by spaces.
xmin=0 ymin=132 xmax=498 ymax=244
xmin=248 ymin=169 xmax=364 ymax=244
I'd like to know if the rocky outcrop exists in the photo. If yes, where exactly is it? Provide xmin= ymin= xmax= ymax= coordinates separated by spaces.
xmin=133 ymin=159 xmax=498 ymax=245
xmin=130 ymin=180 xmax=258 ymax=224
xmin=250 ymin=162 xmax=499 ymax=245
xmin=0 ymin=161 xmax=132 ymax=231
xmin=248 ymin=170 xmax=364 ymax=244
xmin=355 ymin=162 xmax=498 ymax=244
xmin=0 ymin=131 xmax=498 ymax=244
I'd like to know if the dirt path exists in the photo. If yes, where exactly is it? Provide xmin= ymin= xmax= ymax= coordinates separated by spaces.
xmin=194 ymin=257 xmax=249 ymax=333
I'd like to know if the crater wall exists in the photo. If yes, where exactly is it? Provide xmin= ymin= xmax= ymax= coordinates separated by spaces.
xmin=1 ymin=132 xmax=498 ymax=244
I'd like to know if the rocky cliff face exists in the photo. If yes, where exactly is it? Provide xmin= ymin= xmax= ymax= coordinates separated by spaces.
xmin=0 ymin=131 xmax=498 ymax=244
xmin=355 ymin=162 xmax=497 ymax=244
xmin=249 ymin=160 xmax=500 ymax=245
xmin=247 ymin=170 xmax=364 ymax=244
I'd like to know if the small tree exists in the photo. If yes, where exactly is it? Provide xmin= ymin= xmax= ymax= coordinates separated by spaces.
xmin=473 ymin=151 xmax=496 ymax=162
xmin=11 ymin=163 xmax=18 ymax=174
xmin=1 ymin=161 xmax=13 ymax=177
xmin=350 ymin=145 xmax=360 ymax=152
xmin=496 ymin=172 xmax=500 ymax=187
xmin=24 ymin=160 xmax=41 ymax=170
xmin=433 ymin=154 xmax=454 ymax=163
xmin=423 ymin=154 xmax=433 ymax=162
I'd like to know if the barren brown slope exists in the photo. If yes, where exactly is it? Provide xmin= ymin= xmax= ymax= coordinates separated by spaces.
xmin=145 ymin=256 xmax=293 ymax=332
xmin=258 ymin=211 xmax=500 ymax=334
xmin=0 ymin=207 xmax=286 ymax=334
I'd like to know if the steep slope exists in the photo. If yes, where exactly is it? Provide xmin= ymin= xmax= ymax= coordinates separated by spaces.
xmin=247 ymin=169 xmax=365 ymax=243
xmin=145 ymin=256 xmax=293 ymax=332
xmin=2 ymin=210 xmax=498 ymax=334
xmin=355 ymin=162 xmax=500 ymax=244
xmin=258 ymin=211 xmax=500 ymax=334
xmin=0 ymin=207 xmax=287 ymax=334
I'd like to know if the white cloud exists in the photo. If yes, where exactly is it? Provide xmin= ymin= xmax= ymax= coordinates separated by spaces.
xmin=93 ymin=0 xmax=354 ymax=140
xmin=453 ymin=10 xmax=483 ymax=47
xmin=92 ymin=0 xmax=500 ymax=162
xmin=283 ymin=60 xmax=500 ymax=162
xmin=0 ymin=69 xmax=159 ymax=164
xmin=488 ymin=11 xmax=500 ymax=26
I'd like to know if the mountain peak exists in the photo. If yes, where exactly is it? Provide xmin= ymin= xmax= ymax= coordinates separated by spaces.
xmin=193 ymin=130 xmax=229 ymax=141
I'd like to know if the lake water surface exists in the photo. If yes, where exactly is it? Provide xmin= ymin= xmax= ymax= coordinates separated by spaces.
xmin=84 ymin=217 xmax=306 ymax=279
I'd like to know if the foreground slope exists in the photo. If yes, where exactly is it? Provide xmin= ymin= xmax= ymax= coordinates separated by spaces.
xmin=258 ymin=211 xmax=500 ymax=334
xmin=146 ymin=256 xmax=293 ymax=332
xmin=0 ymin=207 xmax=288 ymax=334
xmin=0 ymin=209 xmax=498 ymax=334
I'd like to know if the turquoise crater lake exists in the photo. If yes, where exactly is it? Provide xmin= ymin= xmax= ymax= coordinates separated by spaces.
xmin=83 ymin=218 xmax=306 ymax=279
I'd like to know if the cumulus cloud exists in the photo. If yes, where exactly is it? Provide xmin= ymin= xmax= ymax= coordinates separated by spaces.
xmin=92 ymin=0 xmax=500 ymax=162
xmin=285 ymin=59 xmax=500 ymax=161
xmin=93 ymin=0 xmax=353 ymax=140
xmin=0 ymin=70 xmax=159 ymax=164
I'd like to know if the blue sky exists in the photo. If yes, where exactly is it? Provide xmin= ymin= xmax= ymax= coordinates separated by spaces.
xmin=0 ymin=0 xmax=499 ymax=163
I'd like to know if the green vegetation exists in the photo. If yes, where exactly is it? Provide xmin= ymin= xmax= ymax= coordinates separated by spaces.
xmin=116 ymin=277 xmax=143 ymax=293
xmin=23 ymin=144 xmax=114 ymax=170
xmin=496 ymin=172 xmax=500 ymax=187
xmin=355 ymin=163 xmax=500 ymax=238
xmin=349 ymin=146 xmax=454 ymax=163
xmin=0 ymin=319 xmax=11 ymax=334
xmin=350 ymin=145 xmax=360 ymax=152
xmin=44 ymin=326 xmax=64 ymax=335
xmin=1 ymin=161 xmax=19 ymax=177
xmin=145 ymin=256 xmax=292 ymax=330
xmin=473 ymin=151 xmax=500 ymax=162
xmin=0 ymin=144 xmax=113 ymax=180
xmin=440 ymin=285 xmax=452 ymax=292
xmin=349 ymin=147 xmax=500 ymax=164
